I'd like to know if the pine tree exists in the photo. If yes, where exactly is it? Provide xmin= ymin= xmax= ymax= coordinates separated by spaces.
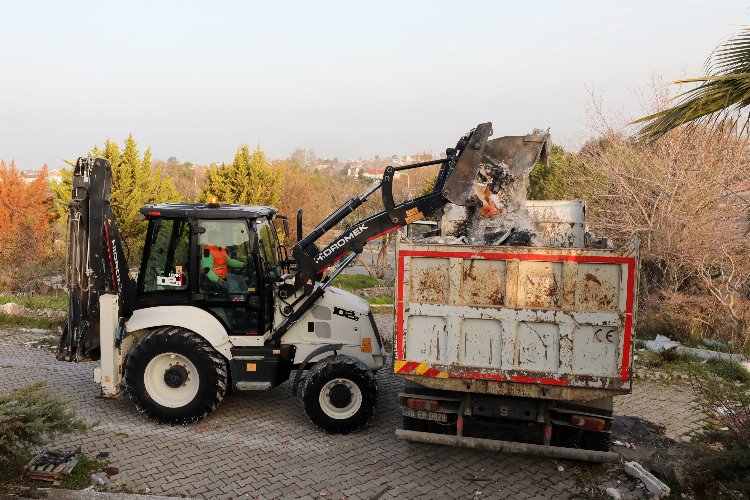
xmin=202 ymin=145 xmax=282 ymax=207
xmin=202 ymin=163 xmax=231 ymax=202
xmin=527 ymin=144 xmax=583 ymax=200
xmin=50 ymin=167 xmax=73 ymax=223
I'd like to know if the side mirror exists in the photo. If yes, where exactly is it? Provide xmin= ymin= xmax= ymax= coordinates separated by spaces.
xmin=281 ymin=218 xmax=290 ymax=239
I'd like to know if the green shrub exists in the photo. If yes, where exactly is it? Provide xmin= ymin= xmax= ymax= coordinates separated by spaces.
xmin=0 ymin=382 xmax=87 ymax=469
xmin=366 ymin=295 xmax=393 ymax=305
xmin=705 ymin=359 xmax=750 ymax=383
xmin=330 ymin=274 xmax=383 ymax=291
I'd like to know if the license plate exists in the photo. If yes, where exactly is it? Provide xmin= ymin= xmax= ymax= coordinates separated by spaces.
xmin=402 ymin=408 xmax=448 ymax=423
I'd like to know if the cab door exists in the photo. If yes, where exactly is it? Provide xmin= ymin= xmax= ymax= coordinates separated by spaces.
xmin=136 ymin=217 xmax=192 ymax=308
xmin=192 ymin=219 xmax=263 ymax=336
xmin=254 ymin=216 xmax=282 ymax=333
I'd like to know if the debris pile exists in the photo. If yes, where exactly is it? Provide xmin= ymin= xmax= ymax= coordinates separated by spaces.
xmin=441 ymin=130 xmax=550 ymax=246
xmin=0 ymin=302 xmax=66 ymax=320
xmin=623 ymin=461 xmax=671 ymax=498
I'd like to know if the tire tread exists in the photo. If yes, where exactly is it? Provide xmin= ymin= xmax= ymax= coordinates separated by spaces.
xmin=124 ymin=327 xmax=227 ymax=425
xmin=302 ymin=355 xmax=378 ymax=434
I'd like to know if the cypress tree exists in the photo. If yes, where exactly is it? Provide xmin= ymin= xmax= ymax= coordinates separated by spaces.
xmin=201 ymin=145 xmax=282 ymax=207
xmin=53 ymin=135 xmax=180 ymax=266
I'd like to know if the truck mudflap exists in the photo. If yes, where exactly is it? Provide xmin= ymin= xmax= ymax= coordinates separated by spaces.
xmin=395 ymin=429 xmax=620 ymax=463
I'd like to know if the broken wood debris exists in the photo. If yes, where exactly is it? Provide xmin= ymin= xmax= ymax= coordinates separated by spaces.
xmin=23 ymin=448 xmax=80 ymax=482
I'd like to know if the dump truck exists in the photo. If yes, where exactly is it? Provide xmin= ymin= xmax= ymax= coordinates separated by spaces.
xmin=393 ymin=201 xmax=639 ymax=462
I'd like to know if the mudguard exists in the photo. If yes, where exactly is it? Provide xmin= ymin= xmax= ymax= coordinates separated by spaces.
xmin=126 ymin=306 xmax=233 ymax=359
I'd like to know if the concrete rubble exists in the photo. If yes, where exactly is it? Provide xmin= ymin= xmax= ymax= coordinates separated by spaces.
xmin=605 ymin=487 xmax=623 ymax=500
xmin=623 ymin=461 xmax=671 ymax=498
xmin=645 ymin=334 xmax=750 ymax=372
xmin=0 ymin=302 xmax=66 ymax=320
xmin=418 ymin=128 xmax=610 ymax=251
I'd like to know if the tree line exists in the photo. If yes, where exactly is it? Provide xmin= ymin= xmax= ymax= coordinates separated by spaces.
xmin=0 ymin=81 xmax=748 ymax=351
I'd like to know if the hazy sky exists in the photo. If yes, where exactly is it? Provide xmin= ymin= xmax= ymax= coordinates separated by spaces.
xmin=0 ymin=0 xmax=747 ymax=169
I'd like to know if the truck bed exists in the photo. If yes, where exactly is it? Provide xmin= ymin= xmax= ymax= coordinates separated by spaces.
xmin=394 ymin=236 xmax=639 ymax=402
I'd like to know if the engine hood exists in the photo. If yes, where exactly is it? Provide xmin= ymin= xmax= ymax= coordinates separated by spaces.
xmin=319 ymin=286 xmax=371 ymax=315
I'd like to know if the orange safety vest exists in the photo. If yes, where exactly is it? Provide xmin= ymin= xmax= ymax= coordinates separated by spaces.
xmin=204 ymin=244 xmax=229 ymax=279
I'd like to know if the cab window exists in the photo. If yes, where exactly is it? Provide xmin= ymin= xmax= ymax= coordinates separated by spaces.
xmin=197 ymin=219 xmax=261 ymax=335
xmin=141 ymin=218 xmax=190 ymax=293
xmin=197 ymin=219 xmax=258 ymax=301
xmin=255 ymin=217 xmax=280 ymax=268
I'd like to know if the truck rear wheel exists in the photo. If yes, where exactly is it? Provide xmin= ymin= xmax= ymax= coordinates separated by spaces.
xmin=125 ymin=327 xmax=227 ymax=425
xmin=302 ymin=355 xmax=377 ymax=433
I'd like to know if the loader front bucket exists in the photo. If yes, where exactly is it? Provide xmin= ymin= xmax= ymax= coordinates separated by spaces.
xmin=442 ymin=122 xmax=549 ymax=208
xmin=441 ymin=122 xmax=494 ymax=206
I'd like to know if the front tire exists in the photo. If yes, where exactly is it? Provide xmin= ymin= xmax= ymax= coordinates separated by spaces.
xmin=302 ymin=355 xmax=378 ymax=433
xmin=125 ymin=327 xmax=227 ymax=425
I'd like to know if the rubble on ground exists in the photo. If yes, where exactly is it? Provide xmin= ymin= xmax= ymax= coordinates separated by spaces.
xmin=623 ymin=461 xmax=671 ymax=498
xmin=645 ymin=334 xmax=750 ymax=371
xmin=355 ymin=286 xmax=394 ymax=298
xmin=0 ymin=302 xmax=66 ymax=320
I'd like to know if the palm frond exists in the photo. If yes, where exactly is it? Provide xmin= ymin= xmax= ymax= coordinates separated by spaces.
xmin=635 ymin=27 xmax=750 ymax=142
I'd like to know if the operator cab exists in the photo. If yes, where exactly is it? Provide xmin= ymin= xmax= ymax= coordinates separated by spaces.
xmin=137 ymin=203 xmax=283 ymax=337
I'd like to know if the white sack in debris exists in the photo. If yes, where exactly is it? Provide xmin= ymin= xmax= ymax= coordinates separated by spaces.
xmin=644 ymin=335 xmax=681 ymax=352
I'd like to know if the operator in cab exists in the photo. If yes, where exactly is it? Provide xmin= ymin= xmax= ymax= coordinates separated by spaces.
xmin=201 ymin=221 xmax=248 ymax=294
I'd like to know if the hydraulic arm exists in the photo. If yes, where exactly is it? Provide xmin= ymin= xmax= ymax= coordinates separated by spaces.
xmin=289 ymin=123 xmax=494 ymax=291
xmin=57 ymin=157 xmax=136 ymax=362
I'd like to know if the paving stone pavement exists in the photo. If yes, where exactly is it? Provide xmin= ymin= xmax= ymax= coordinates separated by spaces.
xmin=0 ymin=318 xmax=704 ymax=500
xmin=614 ymin=380 xmax=703 ymax=442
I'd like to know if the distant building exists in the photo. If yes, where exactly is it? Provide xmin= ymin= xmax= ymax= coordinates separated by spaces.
xmin=343 ymin=166 xmax=361 ymax=177
xmin=19 ymin=168 xmax=64 ymax=184
xmin=360 ymin=168 xmax=407 ymax=181
xmin=360 ymin=168 xmax=382 ymax=180
xmin=47 ymin=169 xmax=64 ymax=184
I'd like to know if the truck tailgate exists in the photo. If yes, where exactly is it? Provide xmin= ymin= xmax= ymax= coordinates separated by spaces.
xmin=394 ymin=237 xmax=639 ymax=400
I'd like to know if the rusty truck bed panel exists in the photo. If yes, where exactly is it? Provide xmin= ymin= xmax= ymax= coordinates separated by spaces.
xmin=394 ymin=237 xmax=639 ymax=399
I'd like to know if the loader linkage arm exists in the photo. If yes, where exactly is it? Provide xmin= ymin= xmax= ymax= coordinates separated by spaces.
xmin=287 ymin=123 xmax=494 ymax=293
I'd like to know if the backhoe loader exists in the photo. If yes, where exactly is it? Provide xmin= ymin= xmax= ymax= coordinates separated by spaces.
xmin=57 ymin=123 xmax=543 ymax=432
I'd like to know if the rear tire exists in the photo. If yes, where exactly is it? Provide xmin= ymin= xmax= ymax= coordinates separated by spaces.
xmin=302 ymin=355 xmax=378 ymax=433
xmin=125 ymin=327 xmax=227 ymax=425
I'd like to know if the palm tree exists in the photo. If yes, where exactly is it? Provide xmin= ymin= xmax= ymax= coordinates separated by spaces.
xmin=635 ymin=27 xmax=750 ymax=142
